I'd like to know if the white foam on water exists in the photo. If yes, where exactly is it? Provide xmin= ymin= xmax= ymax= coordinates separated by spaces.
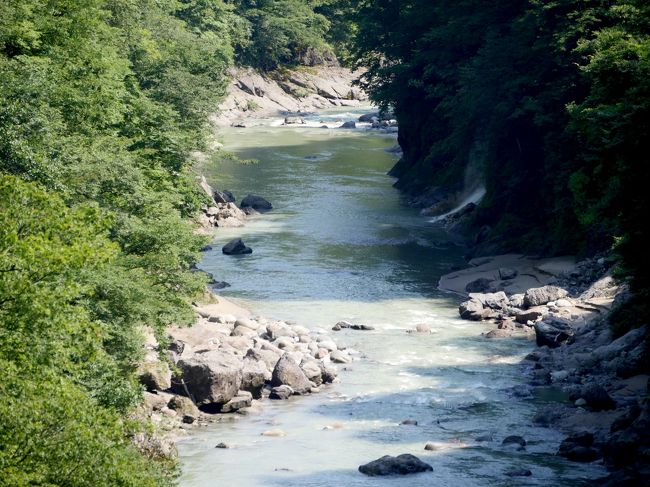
xmin=428 ymin=185 xmax=487 ymax=223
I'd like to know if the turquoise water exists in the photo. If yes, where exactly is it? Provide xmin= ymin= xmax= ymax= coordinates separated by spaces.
xmin=178 ymin=109 xmax=603 ymax=486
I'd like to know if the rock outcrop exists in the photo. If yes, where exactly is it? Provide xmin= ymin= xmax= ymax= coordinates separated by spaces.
xmin=212 ymin=66 xmax=367 ymax=127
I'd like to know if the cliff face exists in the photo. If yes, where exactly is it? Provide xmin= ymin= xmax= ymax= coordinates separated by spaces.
xmin=212 ymin=66 xmax=367 ymax=127
xmin=388 ymin=99 xmax=587 ymax=259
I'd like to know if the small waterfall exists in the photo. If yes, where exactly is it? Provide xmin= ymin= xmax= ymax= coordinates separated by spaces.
xmin=428 ymin=185 xmax=486 ymax=223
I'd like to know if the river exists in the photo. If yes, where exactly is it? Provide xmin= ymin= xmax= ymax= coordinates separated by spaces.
xmin=178 ymin=108 xmax=601 ymax=486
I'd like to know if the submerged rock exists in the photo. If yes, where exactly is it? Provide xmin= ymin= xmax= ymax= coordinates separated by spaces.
xmin=358 ymin=454 xmax=433 ymax=476
xmin=504 ymin=468 xmax=532 ymax=477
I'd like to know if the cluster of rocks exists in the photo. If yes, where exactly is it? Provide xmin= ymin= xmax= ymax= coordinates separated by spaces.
xmin=455 ymin=256 xmax=649 ymax=484
xmin=139 ymin=312 xmax=355 ymax=429
xmin=357 ymin=110 xmax=398 ymax=131
xmin=213 ymin=66 xmax=367 ymax=127
xmin=196 ymin=176 xmax=274 ymax=234
xmin=523 ymin=311 xmax=649 ymax=485
xmin=457 ymin=257 xmax=624 ymax=344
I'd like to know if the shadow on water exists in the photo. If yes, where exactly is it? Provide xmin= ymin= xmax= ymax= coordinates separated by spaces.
xmin=180 ymin=120 xmax=605 ymax=487
xmin=199 ymin=134 xmax=467 ymax=305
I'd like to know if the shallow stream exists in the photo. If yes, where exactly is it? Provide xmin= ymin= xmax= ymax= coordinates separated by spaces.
xmin=178 ymin=108 xmax=602 ymax=486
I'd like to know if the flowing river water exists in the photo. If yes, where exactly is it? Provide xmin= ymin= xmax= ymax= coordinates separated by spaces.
xmin=178 ymin=108 xmax=603 ymax=486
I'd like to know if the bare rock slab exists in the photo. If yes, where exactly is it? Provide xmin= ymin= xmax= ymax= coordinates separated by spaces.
xmin=358 ymin=454 xmax=433 ymax=476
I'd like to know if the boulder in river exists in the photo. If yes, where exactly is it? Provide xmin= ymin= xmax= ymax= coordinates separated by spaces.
xmin=240 ymin=194 xmax=273 ymax=212
xmin=214 ymin=189 xmax=236 ymax=204
xmin=271 ymin=354 xmax=311 ymax=394
xmin=220 ymin=390 xmax=253 ymax=413
xmin=534 ymin=318 xmax=574 ymax=348
xmin=458 ymin=292 xmax=509 ymax=321
xmin=358 ymin=454 xmax=433 ymax=476
xmin=524 ymin=285 xmax=569 ymax=307
xmin=504 ymin=468 xmax=532 ymax=477
xmin=577 ymin=384 xmax=616 ymax=411
xmin=241 ymin=356 xmax=270 ymax=398
xmin=222 ymin=238 xmax=253 ymax=255
xmin=340 ymin=121 xmax=356 ymax=129
xmin=284 ymin=116 xmax=305 ymax=125
xmin=269 ymin=385 xmax=293 ymax=400
xmin=175 ymin=350 xmax=243 ymax=409
xmin=359 ymin=112 xmax=379 ymax=122
xmin=558 ymin=432 xmax=601 ymax=462
xmin=459 ymin=297 xmax=493 ymax=321
xmin=332 ymin=321 xmax=375 ymax=331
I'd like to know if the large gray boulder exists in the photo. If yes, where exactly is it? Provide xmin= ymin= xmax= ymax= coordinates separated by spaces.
xmin=459 ymin=292 xmax=509 ymax=321
xmin=241 ymin=355 xmax=271 ymax=398
xmin=240 ymin=194 xmax=272 ymax=212
xmin=358 ymin=454 xmax=433 ymax=476
xmin=246 ymin=347 xmax=281 ymax=371
xmin=359 ymin=112 xmax=379 ymax=122
xmin=271 ymin=354 xmax=311 ymax=394
xmin=222 ymin=238 xmax=252 ymax=255
xmin=524 ymin=285 xmax=569 ymax=307
xmin=459 ymin=297 xmax=493 ymax=321
xmin=167 ymin=395 xmax=200 ymax=419
xmin=220 ymin=390 xmax=253 ymax=413
xmin=284 ymin=116 xmax=305 ymax=125
xmin=300 ymin=359 xmax=324 ymax=386
xmin=471 ymin=292 xmax=510 ymax=310
xmin=176 ymin=350 xmax=243 ymax=408
xmin=534 ymin=319 xmax=574 ymax=348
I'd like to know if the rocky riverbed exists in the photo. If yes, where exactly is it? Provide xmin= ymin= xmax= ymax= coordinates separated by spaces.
xmin=445 ymin=254 xmax=649 ymax=485
xmin=137 ymin=295 xmax=350 ymax=427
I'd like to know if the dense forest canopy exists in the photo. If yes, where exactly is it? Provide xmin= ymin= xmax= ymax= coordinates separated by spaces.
xmin=1 ymin=0 xmax=648 ymax=484
xmin=351 ymin=0 xmax=650 ymax=321
xmin=0 ymin=0 xmax=344 ymax=483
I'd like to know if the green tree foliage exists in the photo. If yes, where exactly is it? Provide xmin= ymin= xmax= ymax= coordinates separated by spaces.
xmin=352 ymin=1 xmax=650 ymax=297
xmin=0 ymin=0 xmax=357 ymax=481
xmin=231 ymin=0 xmax=331 ymax=69
xmin=0 ymin=176 xmax=174 ymax=485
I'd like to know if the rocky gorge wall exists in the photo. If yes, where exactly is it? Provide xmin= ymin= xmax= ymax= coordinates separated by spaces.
xmin=211 ymin=65 xmax=367 ymax=127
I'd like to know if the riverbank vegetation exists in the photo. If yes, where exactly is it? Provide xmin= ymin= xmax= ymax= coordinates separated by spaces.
xmin=0 ymin=0 xmax=344 ymax=483
xmin=349 ymin=0 xmax=650 ymax=331
xmin=2 ymin=0 xmax=648 ymax=484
